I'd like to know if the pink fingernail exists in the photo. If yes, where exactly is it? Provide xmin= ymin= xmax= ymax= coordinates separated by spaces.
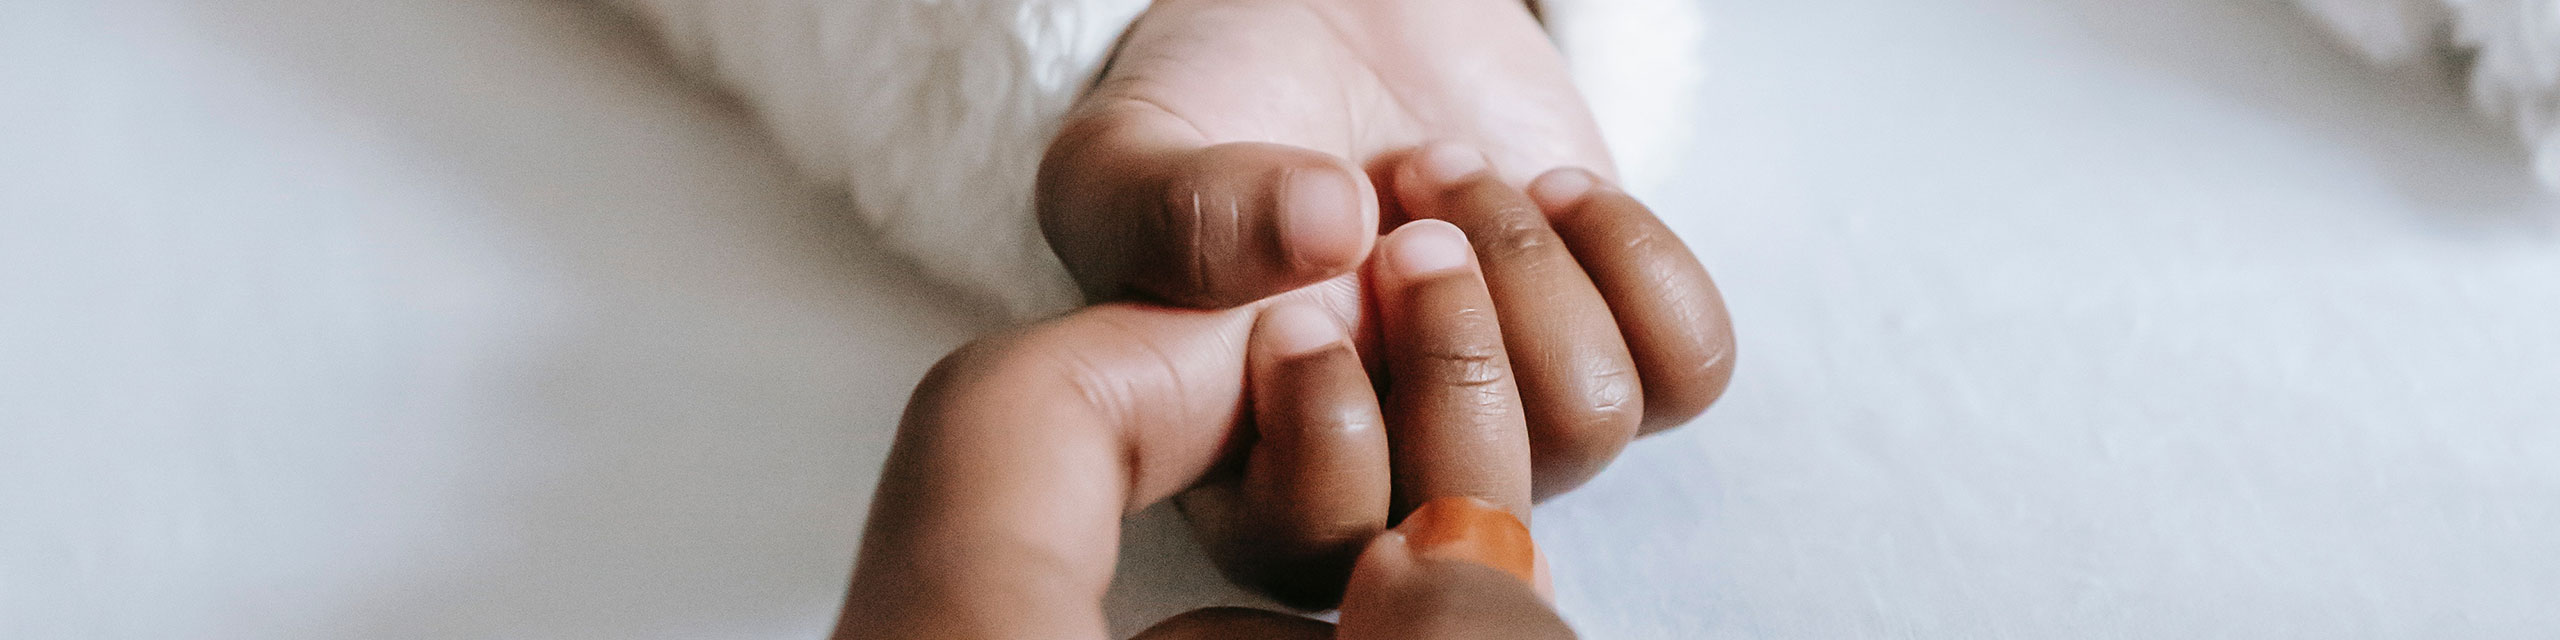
xmin=1277 ymin=167 xmax=1363 ymax=269
xmin=1415 ymin=143 xmax=1489 ymax=185
xmin=1386 ymin=220 xmax=1471 ymax=277
xmin=1259 ymin=303 xmax=1345 ymax=357
xmin=1528 ymin=168 xmax=1598 ymax=211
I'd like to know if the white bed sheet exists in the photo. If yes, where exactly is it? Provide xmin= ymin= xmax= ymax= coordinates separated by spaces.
xmin=4 ymin=0 xmax=2555 ymax=638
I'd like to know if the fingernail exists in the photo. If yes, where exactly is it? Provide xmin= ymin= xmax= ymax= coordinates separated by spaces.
xmin=1385 ymin=220 xmax=1471 ymax=277
xmin=1258 ymin=303 xmax=1345 ymax=357
xmin=1395 ymin=497 xmax=1538 ymax=586
xmin=1277 ymin=167 xmax=1363 ymax=269
xmin=1415 ymin=143 xmax=1489 ymax=185
xmin=1528 ymin=168 xmax=1598 ymax=211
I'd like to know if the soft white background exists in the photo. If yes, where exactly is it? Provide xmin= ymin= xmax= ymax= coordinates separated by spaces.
xmin=5 ymin=0 xmax=2556 ymax=638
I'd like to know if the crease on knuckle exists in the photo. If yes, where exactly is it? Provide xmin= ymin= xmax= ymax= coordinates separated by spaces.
xmin=1579 ymin=361 xmax=1643 ymax=424
xmin=1157 ymin=182 xmax=1215 ymax=297
xmin=1618 ymin=226 xmax=1681 ymax=256
xmin=1044 ymin=315 xmax=1197 ymax=505
xmin=1414 ymin=342 xmax=1508 ymax=390
xmin=1475 ymin=205 xmax=1562 ymax=263
xmin=1541 ymin=364 xmax=1640 ymax=456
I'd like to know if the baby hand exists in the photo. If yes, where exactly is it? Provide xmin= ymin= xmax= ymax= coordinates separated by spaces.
xmin=836 ymin=227 xmax=1575 ymax=634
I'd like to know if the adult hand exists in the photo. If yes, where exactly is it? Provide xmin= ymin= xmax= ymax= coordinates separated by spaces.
xmin=1034 ymin=0 xmax=1737 ymax=502
xmin=834 ymin=221 xmax=1575 ymax=637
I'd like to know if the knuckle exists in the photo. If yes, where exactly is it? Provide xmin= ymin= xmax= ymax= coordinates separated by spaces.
xmin=1414 ymin=342 xmax=1509 ymax=389
xmin=1618 ymin=225 xmax=1684 ymax=257
xmin=1473 ymin=206 xmax=1564 ymax=263
xmin=1542 ymin=366 xmax=1643 ymax=462
xmin=1156 ymin=181 xmax=1217 ymax=292
xmin=1307 ymin=402 xmax=1386 ymax=438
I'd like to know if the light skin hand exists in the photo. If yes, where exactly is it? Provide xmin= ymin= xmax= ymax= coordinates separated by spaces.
xmin=1038 ymin=0 xmax=1605 ymax=307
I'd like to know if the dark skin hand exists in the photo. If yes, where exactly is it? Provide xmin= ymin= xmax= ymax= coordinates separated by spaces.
xmin=1048 ymin=138 xmax=1737 ymax=499
xmin=835 ymin=221 xmax=1575 ymax=639
xmin=1161 ymin=152 xmax=1732 ymax=607
xmin=1036 ymin=0 xmax=1740 ymax=509
xmin=1027 ymin=0 xmax=1734 ymax=614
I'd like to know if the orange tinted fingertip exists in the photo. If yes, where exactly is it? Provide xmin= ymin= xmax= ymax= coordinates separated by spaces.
xmin=1336 ymin=526 xmax=1575 ymax=640
xmin=1395 ymin=497 xmax=1538 ymax=586
xmin=1380 ymin=219 xmax=1477 ymax=282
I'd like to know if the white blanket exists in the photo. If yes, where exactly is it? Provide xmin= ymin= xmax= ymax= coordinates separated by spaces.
xmin=608 ymin=0 xmax=1709 ymax=316
xmin=6 ymin=0 xmax=2554 ymax=638
xmin=2300 ymin=0 xmax=2560 ymax=183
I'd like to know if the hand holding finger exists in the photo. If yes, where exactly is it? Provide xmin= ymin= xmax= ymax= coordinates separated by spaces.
xmin=1184 ymin=303 xmax=1391 ymax=609
xmin=1396 ymin=143 xmax=1643 ymax=500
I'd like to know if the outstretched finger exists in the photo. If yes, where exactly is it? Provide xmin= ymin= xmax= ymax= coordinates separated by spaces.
xmin=1372 ymin=220 xmax=1535 ymax=519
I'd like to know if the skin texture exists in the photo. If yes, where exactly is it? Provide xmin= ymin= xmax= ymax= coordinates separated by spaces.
xmin=1397 ymin=146 xmax=1642 ymax=498
xmin=1038 ymin=0 xmax=1606 ymax=307
xmin=1527 ymin=169 xmax=1736 ymax=433
xmin=1174 ymin=152 xmax=1732 ymax=606
xmin=1373 ymin=220 xmax=1535 ymax=517
xmin=834 ymin=222 xmax=1573 ymax=639
xmin=1036 ymin=0 xmax=1739 ymax=511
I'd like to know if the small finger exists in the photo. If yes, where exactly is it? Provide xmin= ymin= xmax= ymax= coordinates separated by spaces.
xmin=1372 ymin=220 xmax=1535 ymax=519
xmin=1220 ymin=303 xmax=1392 ymax=609
xmin=1529 ymin=169 xmax=1736 ymax=433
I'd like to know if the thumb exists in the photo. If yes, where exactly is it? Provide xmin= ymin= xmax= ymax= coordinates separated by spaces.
xmin=1336 ymin=498 xmax=1578 ymax=640
xmin=1037 ymin=102 xmax=1377 ymax=307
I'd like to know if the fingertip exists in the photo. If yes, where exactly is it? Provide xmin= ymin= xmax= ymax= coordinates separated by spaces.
xmin=1111 ymin=142 xmax=1375 ymax=308
xmin=1393 ymin=497 xmax=1537 ymax=586
xmin=1394 ymin=142 xmax=1493 ymax=215
xmin=1348 ymin=530 xmax=1418 ymax=588
xmin=1415 ymin=142 xmax=1490 ymax=185
xmin=1255 ymin=302 xmax=1348 ymax=359
xmin=1527 ymin=167 xmax=1600 ymax=213
xmin=1277 ymin=164 xmax=1373 ymax=273
xmin=1381 ymin=220 xmax=1474 ymax=280
xmin=1337 ymin=519 xmax=1573 ymax=640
